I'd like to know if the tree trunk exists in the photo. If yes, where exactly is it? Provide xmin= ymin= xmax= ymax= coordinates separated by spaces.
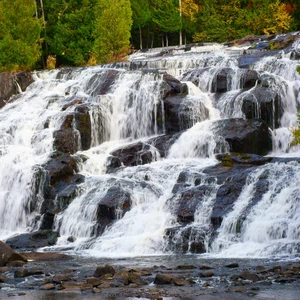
xmin=166 ymin=34 xmax=169 ymax=47
xmin=139 ymin=27 xmax=143 ymax=50
xmin=162 ymin=34 xmax=164 ymax=47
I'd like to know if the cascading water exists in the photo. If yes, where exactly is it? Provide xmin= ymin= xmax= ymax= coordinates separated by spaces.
xmin=1 ymin=35 xmax=300 ymax=260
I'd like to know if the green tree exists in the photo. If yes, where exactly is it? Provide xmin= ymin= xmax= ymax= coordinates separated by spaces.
xmin=0 ymin=0 xmax=42 ymax=71
xmin=131 ymin=0 xmax=151 ymax=49
xmin=48 ymin=0 xmax=96 ymax=66
xmin=93 ymin=0 xmax=133 ymax=63
xmin=152 ymin=0 xmax=181 ymax=47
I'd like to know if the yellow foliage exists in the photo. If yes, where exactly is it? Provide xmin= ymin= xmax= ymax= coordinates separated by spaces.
xmin=181 ymin=0 xmax=200 ymax=22
xmin=263 ymin=1 xmax=292 ymax=35
xmin=46 ymin=55 xmax=56 ymax=70
xmin=291 ymin=127 xmax=300 ymax=146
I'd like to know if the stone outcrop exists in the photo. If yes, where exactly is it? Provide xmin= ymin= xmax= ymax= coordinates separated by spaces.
xmin=0 ymin=72 xmax=33 ymax=109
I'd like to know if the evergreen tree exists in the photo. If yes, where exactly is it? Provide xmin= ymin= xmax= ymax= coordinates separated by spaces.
xmin=93 ymin=0 xmax=133 ymax=63
xmin=0 ymin=0 xmax=42 ymax=71
xmin=131 ymin=0 xmax=151 ymax=49
xmin=48 ymin=0 xmax=96 ymax=66
xmin=152 ymin=0 xmax=181 ymax=47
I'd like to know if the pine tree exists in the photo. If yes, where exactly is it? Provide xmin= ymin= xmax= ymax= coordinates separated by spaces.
xmin=93 ymin=0 xmax=133 ymax=64
xmin=0 ymin=0 xmax=42 ymax=71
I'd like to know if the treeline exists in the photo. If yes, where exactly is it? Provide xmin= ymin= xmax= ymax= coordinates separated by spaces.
xmin=0 ymin=0 xmax=299 ymax=72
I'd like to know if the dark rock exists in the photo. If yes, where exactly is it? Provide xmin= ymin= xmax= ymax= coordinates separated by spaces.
xmin=165 ymin=226 xmax=207 ymax=254
xmin=0 ymin=266 xmax=9 ymax=273
xmin=21 ymin=251 xmax=73 ymax=261
xmin=0 ymin=72 xmax=33 ymax=109
xmin=241 ymin=81 xmax=283 ymax=129
xmin=111 ymin=141 xmax=158 ymax=167
xmin=213 ymin=118 xmax=272 ymax=155
xmin=53 ymin=114 xmax=80 ymax=154
xmin=0 ymin=241 xmax=27 ymax=266
xmin=6 ymin=231 xmax=59 ymax=249
xmin=94 ymin=265 xmax=115 ymax=278
xmin=52 ymin=273 xmax=72 ymax=283
xmin=212 ymin=68 xmax=234 ymax=93
xmin=0 ymin=275 xmax=8 ymax=282
xmin=199 ymin=271 xmax=214 ymax=277
xmin=225 ymin=263 xmax=239 ymax=268
xmin=95 ymin=186 xmax=131 ymax=233
xmin=40 ymin=283 xmax=55 ymax=290
xmin=7 ymin=260 xmax=26 ymax=267
xmin=241 ymin=70 xmax=260 ymax=89
xmin=74 ymin=104 xmax=92 ymax=150
xmin=88 ymin=69 xmax=119 ymax=96
xmin=239 ymin=271 xmax=260 ymax=282
xmin=106 ymin=156 xmax=122 ymax=172
xmin=176 ymin=265 xmax=196 ymax=270
xmin=199 ymin=265 xmax=213 ymax=270
xmin=62 ymin=98 xmax=84 ymax=111
xmin=154 ymin=273 xmax=174 ymax=285
xmin=168 ymin=185 xmax=216 ymax=224
xmin=87 ymin=278 xmax=102 ymax=287
xmin=14 ymin=268 xmax=30 ymax=278
xmin=39 ymin=211 xmax=55 ymax=230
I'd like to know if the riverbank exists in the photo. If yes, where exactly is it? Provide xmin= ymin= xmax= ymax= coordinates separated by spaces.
xmin=1 ymin=253 xmax=299 ymax=299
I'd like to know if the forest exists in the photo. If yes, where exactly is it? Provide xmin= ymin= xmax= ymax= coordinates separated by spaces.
xmin=0 ymin=0 xmax=299 ymax=71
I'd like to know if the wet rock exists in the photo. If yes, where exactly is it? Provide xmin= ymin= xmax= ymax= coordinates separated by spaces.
xmin=88 ymin=69 xmax=119 ymax=96
xmin=6 ymin=231 xmax=59 ymax=249
xmin=0 ymin=72 xmax=33 ymax=109
xmin=241 ymin=80 xmax=283 ymax=129
xmin=62 ymin=98 xmax=84 ymax=111
xmin=14 ymin=268 xmax=30 ymax=278
xmin=53 ymin=114 xmax=80 ymax=154
xmin=0 ymin=241 xmax=27 ymax=266
xmin=0 ymin=266 xmax=9 ymax=273
xmin=216 ymin=153 xmax=272 ymax=166
xmin=94 ymin=265 xmax=115 ymax=278
xmin=228 ymin=286 xmax=246 ymax=293
xmin=165 ymin=226 xmax=207 ymax=254
xmin=115 ymin=270 xmax=147 ymax=286
xmin=199 ymin=271 xmax=214 ymax=278
xmin=40 ymin=283 xmax=55 ymax=290
xmin=213 ymin=118 xmax=272 ymax=155
xmin=52 ymin=273 xmax=72 ymax=283
xmin=239 ymin=271 xmax=260 ymax=282
xmin=0 ymin=275 xmax=8 ymax=282
xmin=225 ymin=263 xmax=239 ymax=268
xmin=212 ymin=68 xmax=234 ymax=93
xmin=21 ymin=251 xmax=73 ymax=261
xmin=154 ymin=274 xmax=174 ymax=285
xmin=199 ymin=265 xmax=213 ymax=270
xmin=74 ymin=104 xmax=92 ymax=150
xmin=111 ymin=141 xmax=158 ymax=167
xmin=168 ymin=185 xmax=216 ymax=224
xmin=172 ymin=278 xmax=189 ymax=286
xmin=95 ymin=186 xmax=131 ymax=233
xmin=176 ymin=265 xmax=196 ymax=270
xmin=105 ymin=155 xmax=122 ymax=172
xmin=92 ymin=287 xmax=102 ymax=293
xmin=39 ymin=211 xmax=55 ymax=230
xmin=87 ymin=278 xmax=102 ymax=287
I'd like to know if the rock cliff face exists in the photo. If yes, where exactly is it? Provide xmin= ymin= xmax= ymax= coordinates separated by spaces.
xmin=0 ymin=33 xmax=299 ymax=258
xmin=0 ymin=72 xmax=33 ymax=109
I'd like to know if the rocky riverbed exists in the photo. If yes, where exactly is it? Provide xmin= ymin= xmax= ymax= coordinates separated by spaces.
xmin=1 ymin=240 xmax=300 ymax=299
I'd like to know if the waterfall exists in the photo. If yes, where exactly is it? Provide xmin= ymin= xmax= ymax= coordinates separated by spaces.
xmin=1 ymin=36 xmax=300 ymax=259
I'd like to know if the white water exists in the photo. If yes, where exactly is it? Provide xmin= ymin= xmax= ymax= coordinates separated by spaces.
xmin=1 ymin=37 xmax=300 ymax=259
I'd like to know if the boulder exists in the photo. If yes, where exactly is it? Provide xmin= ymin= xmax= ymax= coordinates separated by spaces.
xmin=0 ymin=72 xmax=33 ymax=109
xmin=168 ymin=185 xmax=216 ymax=224
xmin=0 ymin=241 xmax=27 ymax=266
xmin=94 ymin=265 xmax=115 ymax=278
xmin=74 ymin=104 xmax=92 ymax=150
xmin=52 ymin=273 xmax=72 ymax=283
xmin=21 ymin=251 xmax=73 ymax=261
xmin=212 ymin=118 xmax=272 ymax=155
xmin=5 ymin=231 xmax=59 ymax=249
xmin=14 ymin=268 xmax=30 ymax=278
xmin=95 ymin=186 xmax=131 ymax=233
xmin=241 ymin=79 xmax=283 ymax=129
xmin=110 ymin=141 xmax=158 ymax=167
xmin=53 ymin=114 xmax=80 ymax=154
xmin=88 ymin=69 xmax=120 ymax=96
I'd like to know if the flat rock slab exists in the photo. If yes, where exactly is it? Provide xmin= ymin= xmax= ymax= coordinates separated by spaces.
xmin=21 ymin=252 xmax=74 ymax=261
